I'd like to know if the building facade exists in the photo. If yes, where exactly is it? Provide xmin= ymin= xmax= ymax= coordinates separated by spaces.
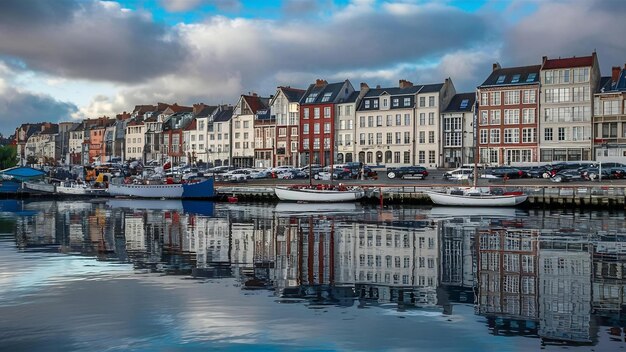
xmin=477 ymin=64 xmax=541 ymax=165
xmin=539 ymin=53 xmax=601 ymax=162
xmin=441 ymin=93 xmax=476 ymax=168
xmin=231 ymin=94 xmax=269 ymax=168
xmin=270 ymin=86 xmax=305 ymax=167
xmin=593 ymin=65 xmax=626 ymax=163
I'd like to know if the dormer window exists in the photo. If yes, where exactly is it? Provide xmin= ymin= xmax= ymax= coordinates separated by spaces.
xmin=365 ymin=100 xmax=370 ymax=109
xmin=496 ymin=75 xmax=506 ymax=84
xmin=392 ymin=98 xmax=399 ymax=107
xmin=511 ymin=74 xmax=520 ymax=83
xmin=373 ymin=100 xmax=378 ymax=109
xmin=321 ymin=92 xmax=332 ymax=102
xmin=305 ymin=93 xmax=318 ymax=103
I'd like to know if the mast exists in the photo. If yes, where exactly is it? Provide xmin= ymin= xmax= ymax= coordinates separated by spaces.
xmin=473 ymin=99 xmax=478 ymax=188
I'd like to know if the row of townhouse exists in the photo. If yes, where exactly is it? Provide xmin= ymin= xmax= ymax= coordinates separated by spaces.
xmin=13 ymin=52 xmax=626 ymax=169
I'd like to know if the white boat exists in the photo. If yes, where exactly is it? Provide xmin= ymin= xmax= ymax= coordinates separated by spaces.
xmin=424 ymin=189 xmax=528 ymax=207
xmin=56 ymin=183 xmax=107 ymax=196
xmin=23 ymin=181 xmax=56 ymax=194
xmin=107 ymin=178 xmax=215 ymax=199
xmin=274 ymin=186 xmax=365 ymax=202
xmin=274 ymin=201 xmax=360 ymax=214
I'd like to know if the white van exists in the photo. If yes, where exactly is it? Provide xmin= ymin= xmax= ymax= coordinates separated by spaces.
xmin=443 ymin=168 xmax=473 ymax=181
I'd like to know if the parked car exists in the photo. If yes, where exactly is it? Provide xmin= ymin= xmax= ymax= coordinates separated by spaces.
xmin=279 ymin=170 xmax=307 ymax=179
xmin=550 ymin=168 xmax=585 ymax=183
xmin=386 ymin=166 xmax=428 ymax=180
xmin=222 ymin=169 xmax=252 ymax=181
xmin=483 ymin=167 xmax=527 ymax=179
xmin=580 ymin=167 xmax=611 ymax=181
xmin=443 ymin=168 xmax=473 ymax=181
xmin=249 ymin=170 xmax=272 ymax=179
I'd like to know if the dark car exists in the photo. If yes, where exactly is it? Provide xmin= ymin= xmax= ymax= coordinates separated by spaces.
xmin=483 ymin=167 xmax=526 ymax=179
xmin=386 ymin=166 xmax=428 ymax=180
xmin=519 ymin=165 xmax=551 ymax=178
xmin=580 ymin=167 xmax=611 ymax=181
xmin=551 ymin=168 xmax=585 ymax=183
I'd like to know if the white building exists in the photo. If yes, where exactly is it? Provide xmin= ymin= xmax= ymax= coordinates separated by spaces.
xmin=441 ymin=93 xmax=476 ymax=168
xmin=231 ymin=94 xmax=269 ymax=168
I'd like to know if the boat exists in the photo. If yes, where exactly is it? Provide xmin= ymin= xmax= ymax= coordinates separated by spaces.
xmin=107 ymin=177 xmax=215 ymax=199
xmin=56 ymin=182 xmax=108 ymax=196
xmin=423 ymin=101 xmax=528 ymax=207
xmin=274 ymin=201 xmax=360 ymax=214
xmin=22 ymin=181 xmax=56 ymax=194
xmin=424 ymin=189 xmax=528 ymax=207
xmin=274 ymin=185 xmax=365 ymax=202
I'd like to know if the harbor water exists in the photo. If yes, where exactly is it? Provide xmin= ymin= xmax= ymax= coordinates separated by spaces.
xmin=1 ymin=199 xmax=625 ymax=351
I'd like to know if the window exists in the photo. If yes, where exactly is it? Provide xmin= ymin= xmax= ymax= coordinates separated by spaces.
xmin=545 ymin=88 xmax=570 ymax=103
xmin=504 ymin=128 xmax=519 ymax=143
xmin=321 ymin=92 xmax=332 ymax=102
xmin=460 ymin=99 xmax=469 ymax=109
xmin=522 ymin=128 xmax=536 ymax=143
xmin=480 ymin=111 xmax=488 ymax=125
xmin=496 ymin=75 xmax=506 ymax=84
xmin=419 ymin=97 xmax=425 ymax=107
xmin=314 ymin=123 xmax=320 ymax=134
xmin=522 ymin=90 xmax=536 ymax=104
xmin=418 ymin=151 xmax=425 ymax=164
xmin=504 ymin=90 xmax=520 ymax=105
xmin=375 ymin=133 xmax=382 ymax=144
xmin=305 ymin=93 xmax=318 ymax=103
xmin=511 ymin=74 xmax=520 ymax=83
xmin=359 ymin=116 xmax=365 ymax=128
xmin=490 ymin=110 xmax=501 ymax=124
xmin=480 ymin=129 xmax=489 ymax=144
xmin=526 ymin=73 xmax=537 ymax=82
xmin=504 ymin=109 xmax=520 ymax=124
xmin=395 ymin=132 xmax=401 ymax=144
xmin=368 ymin=116 xmax=374 ymax=127
xmin=544 ymin=128 xmax=553 ymax=141
xmin=365 ymin=100 xmax=371 ymax=109
xmin=404 ymin=97 xmax=411 ymax=106
xmin=396 ymin=114 xmax=402 ymax=126
xmin=386 ymin=115 xmax=392 ymax=126
xmin=572 ymin=126 xmax=585 ymax=141
xmin=602 ymin=123 xmax=618 ymax=138
xmin=491 ymin=92 xmax=501 ymax=105
xmin=386 ymin=132 xmax=393 ymax=144
xmin=314 ymin=108 xmax=320 ymax=118
xmin=522 ymin=109 xmax=535 ymax=124
xmin=419 ymin=131 xmax=425 ymax=143
xmin=368 ymin=133 xmax=374 ymax=145
xmin=394 ymin=152 xmax=400 ymax=163
xmin=404 ymin=152 xmax=410 ymax=164
xmin=404 ymin=132 xmax=410 ymax=144
xmin=481 ymin=93 xmax=489 ymax=106
xmin=392 ymin=98 xmax=399 ymax=107
xmin=428 ymin=96 xmax=435 ymax=107
xmin=303 ymin=124 xmax=309 ymax=134
xmin=428 ymin=131 xmax=435 ymax=143
xmin=303 ymin=108 xmax=309 ymax=119
xmin=558 ymin=127 xmax=566 ymax=141
xmin=324 ymin=107 xmax=331 ymax=117
xmin=324 ymin=123 xmax=331 ymax=133
xmin=373 ymin=100 xmax=378 ymax=109
xmin=490 ymin=129 xmax=500 ymax=143
xmin=603 ymin=100 xmax=620 ymax=115
xmin=405 ymin=114 xmax=411 ymax=126
xmin=573 ymin=67 xmax=589 ymax=83
xmin=419 ymin=113 xmax=426 ymax=125
xmin=428 ymin=112 xmax=435 ymax=125
xmin=376 ymin=115 xmax=383 ymax=126
xmin=359 ymin=133 xmax=366 ymax=145
xmin=429 ymin=150 xmax=435 ymax=164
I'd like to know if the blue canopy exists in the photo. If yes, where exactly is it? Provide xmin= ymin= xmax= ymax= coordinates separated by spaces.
xmin=0 ymin=166 xmax=46 ymax=181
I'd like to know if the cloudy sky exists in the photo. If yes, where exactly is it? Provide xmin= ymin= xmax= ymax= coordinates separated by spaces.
xmin=1 ymin=0 xmax=625 ymax=136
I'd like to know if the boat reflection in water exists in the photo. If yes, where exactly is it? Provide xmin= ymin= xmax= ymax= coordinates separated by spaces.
xmin=3 ymin=199 xmax=626 ymax=350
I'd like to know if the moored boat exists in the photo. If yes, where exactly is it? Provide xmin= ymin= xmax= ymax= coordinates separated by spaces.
xmin=56 ymin=183 xmax=108 ymax=196
xmin=274 ymin=185 xmax=365 ymax=202
xmin=423 ymin=189 xmax=528 ymax=207
xmin=107 ymin=177 xmax=215 ymax=199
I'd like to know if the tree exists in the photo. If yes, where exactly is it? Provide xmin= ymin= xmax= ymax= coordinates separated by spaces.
xmin=0 ymin=145 xmax=18 ymax=170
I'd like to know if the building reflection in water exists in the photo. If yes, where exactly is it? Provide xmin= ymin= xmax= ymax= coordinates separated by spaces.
xmin=5 ymin=199 xmax=626 ymax=347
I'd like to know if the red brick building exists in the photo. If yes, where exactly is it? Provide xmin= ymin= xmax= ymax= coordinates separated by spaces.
xmin=477 ymin=64 xmax=541 ymax=165
xmin=299 ymin=79 xmax=355 ymax=167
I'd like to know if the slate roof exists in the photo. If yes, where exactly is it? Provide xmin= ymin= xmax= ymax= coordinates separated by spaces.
xmin=184 ymin=119 xmax=197 ymax=131
xmin=480 ymin=65 xmax=541 ymax=87
xmin=342 ymin=91 xmax=360 ymax=104
xmin=214 ymin=109 xmax=233 ymax=122
xmin=280 ymin=86 xmax=306 ymax=102
xmin=195 ymin=105 xmax=218 ymax=118
xmin=362 ymin=85 xmax=422 ymax=98
xmin=598 ymin=76 xmax=613 ymax=93
xmin=419 ymin=83 xmax=445 ymax=93
xmin=242 ymin=95 xmax=270 ymax=114
xmin=543 ymin=55 xmax=594 ymax=70
xmin=300 ymin=81 xmax=351 ymax=105
xmin=443 ymin=93 xmax=476 ymax=113
xmin=598 ymin=68 xmax=626 ymax=93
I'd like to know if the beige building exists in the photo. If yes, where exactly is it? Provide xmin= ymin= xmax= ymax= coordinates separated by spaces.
xmin=593 ymin=65 xmax=626 ymax=163
xmin=539 ymin=53 xmax=601 ymax=162
xmin=125 ymin=120 xmax=145 ymax=161
xmin=270 ymin=87 xmax=305 ymax=167
xmin=354 ymin=79 xmax=455 ymax=167
xmin=231 ymin=94 xmax=269 ymax=168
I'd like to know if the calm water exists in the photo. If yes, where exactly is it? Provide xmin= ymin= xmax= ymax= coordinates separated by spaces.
xmin=1 ymin=200 xmax=626 ymax=351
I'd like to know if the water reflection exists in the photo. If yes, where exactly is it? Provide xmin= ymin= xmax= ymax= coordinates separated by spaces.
xmin=2 ymin=199 xmax=626 ymax=349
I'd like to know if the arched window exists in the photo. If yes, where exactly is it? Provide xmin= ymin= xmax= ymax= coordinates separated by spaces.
xmin=336 ymin=153 xmax=344 ymax=164
xmin=376 ymin=151 xmax=383 ymax=164
xmin=366 ymin=152 xmax=373 ymax=163
xmin=358 ymin=152 xmax=365 ymax=163
xmin=385 ymin=151 xmax=392 ymax=163
xmin=346 ymin=153 xmax=353 ymax=162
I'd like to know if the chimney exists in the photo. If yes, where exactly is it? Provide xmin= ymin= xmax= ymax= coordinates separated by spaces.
xmin=315 ymin=79 xmax=328 ymax=87
xmin=492 ymin=62 xmax=501 ymax=72
xmin=613 ymin=66 xmax=621 ymax=83
xmin=376 ymin=85 xmax=381 ymax=89
xmin=399 ymin=79 xmax=413 ymax=89
xmin=360 ymin=82 xmax=369 ymax=91
xmin=193 ymin=103 xmax=205 ymax=115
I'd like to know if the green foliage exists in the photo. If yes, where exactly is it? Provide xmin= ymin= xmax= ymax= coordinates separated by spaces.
xmin=0 ymin=145 xmax=18 ymax=170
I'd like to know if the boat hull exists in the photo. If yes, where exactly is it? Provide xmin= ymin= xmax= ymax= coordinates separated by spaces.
xmin=424 ymin=191 xmax=528 ymax=207
xmin=274 ymin=186 xmax=364 ymax=202
xmin=108 ymin=178 xmax=215 ymax=199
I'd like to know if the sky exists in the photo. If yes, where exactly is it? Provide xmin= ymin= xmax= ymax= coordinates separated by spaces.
xmin=1 ymin=0 xmax=625 ymax=136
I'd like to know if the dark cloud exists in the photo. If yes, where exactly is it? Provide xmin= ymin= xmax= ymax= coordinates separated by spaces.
xmin=0 ymin=0 xmax=188 ymax=83
xmin=503 ymin=0 xmax=626 ymax=73
xmin=0 ymin=87 xmax=78 ymax=136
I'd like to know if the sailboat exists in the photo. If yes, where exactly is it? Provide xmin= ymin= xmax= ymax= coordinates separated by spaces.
xmin=424 ymin=100 xmax=528 ymax=207
xmin=274 ymin=141 xmax=364 ymax=202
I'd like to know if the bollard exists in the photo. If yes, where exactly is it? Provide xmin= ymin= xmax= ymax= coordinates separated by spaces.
xmin=379 ymin=187 xmax=383 ymax=208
